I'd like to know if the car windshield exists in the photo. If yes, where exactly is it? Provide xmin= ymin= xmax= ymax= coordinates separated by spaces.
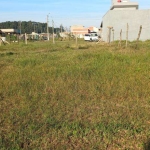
xmin=90 ymin=33 xmax=98 ymax=37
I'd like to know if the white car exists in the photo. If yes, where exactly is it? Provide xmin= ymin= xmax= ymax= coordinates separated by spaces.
xmin=84 ymin=34 xmax=90 ymax=41
xmin=84 ymin=32 xmax=98 ymax=41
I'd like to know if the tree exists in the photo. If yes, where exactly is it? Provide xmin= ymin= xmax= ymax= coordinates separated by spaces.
xmin=0 ymin=21 xmax=60 ymax=34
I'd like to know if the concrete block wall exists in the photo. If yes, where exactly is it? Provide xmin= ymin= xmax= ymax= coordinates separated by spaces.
xmin=102 ymin=9 xmax=150 ymax=42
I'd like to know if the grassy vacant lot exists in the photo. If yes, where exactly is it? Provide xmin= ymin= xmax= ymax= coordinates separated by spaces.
xmin=0 ymin=40 xmax=150 ymax=149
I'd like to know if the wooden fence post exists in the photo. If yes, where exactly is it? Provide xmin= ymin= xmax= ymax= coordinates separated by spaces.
xmin=135 ymin=25 xmax=142 ymax=49
xmin=118 ymin=29 xmax=122 ymax=47
xmin=107 ymin=26 xmax=113 ymax=44
xmin=8 ymin=33 xmax=11 ymax=44
xmin=25 ymin=33 xmax=27 ymax=45
xmin=17 ymin=34 xmax=20 ymax=44
xmin=75 ymin=33 xmax=78 ymax=45
xmin=0 ymin=36 xmax=1 ymax=46
xmin=112 ymin=28 xmax=114 ymax=42
xmin=126 ymin=23 xmax=129 ymax=48
xmin=107 ymin=28 xmax=109 ymax=43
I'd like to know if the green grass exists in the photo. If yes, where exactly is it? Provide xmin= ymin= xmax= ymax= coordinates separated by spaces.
xmin=0 ymin=40 xmax=150 ymax=149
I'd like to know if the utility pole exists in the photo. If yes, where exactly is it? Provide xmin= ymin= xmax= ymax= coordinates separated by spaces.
xmin=20 ymin=21 xmax=21 ymax=35
xmin=41 ymin=26 xmax=42 ymax=33
xmin=52 ymin=20 xmax=55 ymax=44
xmin=47 ymin=14 xmax=49 ymax=41
xmin=34 ymin=24 xmax=35 ymax=32
xmin=32 ymin=22 xmax=37 ymax=33
xmin=60 ymin=24 xmax=62 ymax=33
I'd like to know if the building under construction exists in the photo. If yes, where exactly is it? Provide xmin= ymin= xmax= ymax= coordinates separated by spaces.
xmin=101 ymin=0 xmax=150 ymax=42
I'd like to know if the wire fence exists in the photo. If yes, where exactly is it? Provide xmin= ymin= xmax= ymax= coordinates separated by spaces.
xmin=105 ymin=24 xmax=150 ymax=42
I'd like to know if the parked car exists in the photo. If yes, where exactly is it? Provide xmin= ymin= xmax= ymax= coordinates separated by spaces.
xmin=43 ymin=36 xmax=48 ymax=40
xmin=84 ymin=32 xmax=98 ymax=41
xmin=84 ymin=34 xmax=90 ymax=41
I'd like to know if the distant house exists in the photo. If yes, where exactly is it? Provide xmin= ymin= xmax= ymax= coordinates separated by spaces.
xmin=27 ymin=32 xmax=40 ymax=40
xmin=70 ymin=25 xmax=89 ymax=38
xmin=0 ymin=29 xmax=20 ymax=42
xmin=88 ymin=26 xmax=99 ymax=32
xmin=0 ymin=29 xmax=20 ymax=34
xmin=101 ymin=0 xmax=150 ymax=42
xmin=70 ymin=25 xmax=99 ymax=38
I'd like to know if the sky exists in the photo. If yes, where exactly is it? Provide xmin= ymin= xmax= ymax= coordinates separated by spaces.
xmin=1 ymin=0 xmax=150 ymax=29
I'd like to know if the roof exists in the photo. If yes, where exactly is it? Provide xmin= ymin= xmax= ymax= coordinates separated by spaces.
xmin=0 ymin=29 xmax=20 ymax=34
xmin=110 ymin=1 xmax=139 ymax=10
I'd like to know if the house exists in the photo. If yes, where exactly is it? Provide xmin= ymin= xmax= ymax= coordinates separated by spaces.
xmin=0 ymin=29 xmax=20 ymax=42
xmin=70 ymin=25 xmax=89 ymax=38
xmin=101 ymin=0 xmax=150 ymax=42
xmin=70 ymin=25 xmax=99 ymax=38
xmin=0 ymin=29 xmax=20 ymax=34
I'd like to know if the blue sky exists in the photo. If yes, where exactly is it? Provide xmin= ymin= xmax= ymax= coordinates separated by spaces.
xmin=1 ymin=0 xmax=150 ymax=29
